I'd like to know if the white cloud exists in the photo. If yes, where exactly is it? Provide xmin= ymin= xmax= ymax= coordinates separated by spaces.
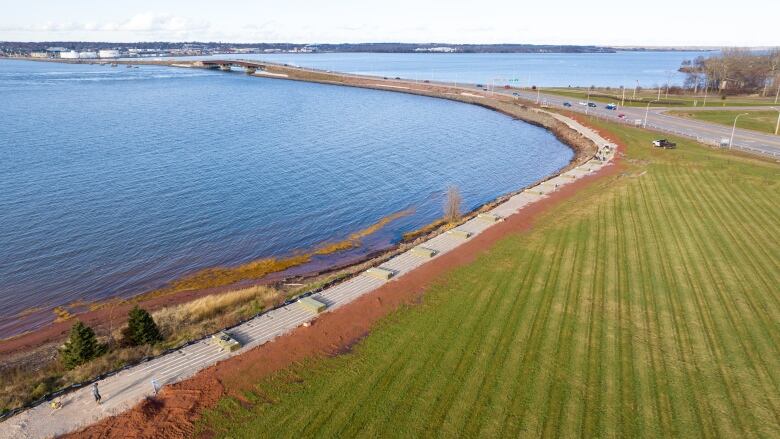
xmin=0 ymin=13 xmax=210 ymax=39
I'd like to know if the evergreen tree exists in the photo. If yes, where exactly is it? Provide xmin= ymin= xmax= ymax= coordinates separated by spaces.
xmin=125 ymin=305 xmax=163 ymax=346
xmin=60 ymin=321 xmax=102 ymax=369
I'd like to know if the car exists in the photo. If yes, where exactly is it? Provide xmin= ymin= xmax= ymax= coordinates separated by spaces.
xmin=476 ymin=84 xmax=483 ymax=88
xmin=587 ymin=102 xmax=597 ymax=107
xmin=394 ymin=77 xmax=401 ymax=80
xmin=211 ymin=331 xmax=241 ymax=352
xmin=423 ymin=80 xmax=430 ymax=83
xmin=578 ymin=101 xmax=588 ymax=106
xmin=652 ymin=139 xmax=677 ymax=149
xmin=512 ymin=92 xmax=520 ymax=96
xmin=563 ymin=102 xmax=572 ymax=107
xmin=605 ymin=103 xmax=617 ymax=110
xmin=617 ymin=113 xmax=626 ymax=118
xmin=504 ymin=85 xmax=511 ymax=89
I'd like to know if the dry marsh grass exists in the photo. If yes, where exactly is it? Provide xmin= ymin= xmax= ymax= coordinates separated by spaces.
xmin=0 ymin=285 xmax=281 ymax=415
xmin=143 ymin=209 xmax=413 ymax=301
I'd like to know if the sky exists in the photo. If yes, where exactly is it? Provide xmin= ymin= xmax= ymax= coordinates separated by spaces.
xmin=0 ymin=0 xmax=778 ymax=47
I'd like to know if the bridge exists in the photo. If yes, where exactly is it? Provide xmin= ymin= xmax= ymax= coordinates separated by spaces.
xmin=196 ymin=60 xmax=267 ymax=74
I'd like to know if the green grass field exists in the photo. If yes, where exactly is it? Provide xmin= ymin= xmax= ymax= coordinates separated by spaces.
xmin=542 ymin=87 xmax=780 ymax=108
xmin=668 ymin=110 xmax=780 ymax=135
xmin=198 ymin=121 xmax=780 ymax=438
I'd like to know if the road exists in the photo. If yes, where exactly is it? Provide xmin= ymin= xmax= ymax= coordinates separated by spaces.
xmin=502 ymin=89 xmax=780 ymax=157
xmin=0 ymin=112 xmax=615 ymax=438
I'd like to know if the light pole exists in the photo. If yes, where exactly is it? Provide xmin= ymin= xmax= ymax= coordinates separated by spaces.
xmin=775 ymin=82 xmax=779 ymax=104
xmin=729 ymin=113 xmax=749 ymax=149
xmin=771 ymin=107 xmax=780 ymax=135
xmin=643 ymin=99 xmax=658 ymax=128
xmin=633 ymin=80 xmax=638 ymax=99
xmin=621 ymin=86 xmax=625 ymax=107
xmin=586 ymin=88 xmax=592 ymax=115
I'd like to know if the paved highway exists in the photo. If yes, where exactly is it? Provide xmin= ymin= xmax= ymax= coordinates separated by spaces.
xmin=502 ymin=89 xmax=780 ymax=157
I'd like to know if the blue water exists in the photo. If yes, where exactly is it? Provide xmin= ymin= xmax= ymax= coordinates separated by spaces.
xmin=156 ymin=51 xmax=713 ymax=87
xmin=0 ymin=59 xmax=572 ymax=336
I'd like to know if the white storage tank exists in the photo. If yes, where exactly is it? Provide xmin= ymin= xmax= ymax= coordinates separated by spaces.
xmin=98 ymin=49 xmax=120 ymax=58
xmin=59 ymin=50 xmax=80 ymax=59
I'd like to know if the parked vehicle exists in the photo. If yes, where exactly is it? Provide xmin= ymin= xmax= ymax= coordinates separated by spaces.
xmin=587 ymin=102 xmax=597 ymax=107
xmin=512 ymin=92 xmax=520 ymax=96
xmin=504 ymin=85 xmax=510 ymax=89
xmin=652 ymin=139 xmax=677 ymax=149
xmin=563 ymin=102 xmax=572 ymax=107
xmin=476 ymin=84 xmax=483 ymax=88
xmin=578 ymin=102 xmax=588 ymax=106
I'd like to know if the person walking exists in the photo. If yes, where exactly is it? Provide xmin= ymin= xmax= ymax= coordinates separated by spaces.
xmin=91 ymin=382 xmax=101 ymax=404
xmin=151 ymin=378 xmax=160 ymax=396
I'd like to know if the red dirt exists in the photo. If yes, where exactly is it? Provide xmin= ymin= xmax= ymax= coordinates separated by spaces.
xmin=63 ymin=123 xmax=625 ymax=439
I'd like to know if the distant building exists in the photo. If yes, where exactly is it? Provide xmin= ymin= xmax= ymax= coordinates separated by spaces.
xmin=59 ymin=50 xmax=80 ymax=59
xmin=414 ymin=47 xmax=458 ymax=53
xmin=79 ymin=51 xmax=98 ymax=59
xmin=30 ymin=51 xmax=48 ymax=58
xmin=98 ymin=49 xmax=120 ymax=59
xmin=46 ymin=47 xmax=69 ymax=57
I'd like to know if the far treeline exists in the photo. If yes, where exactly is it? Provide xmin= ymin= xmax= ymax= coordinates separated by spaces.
xmin=680 ymin=48 xmax=780 ymax=95
xmin=0 ymin=41 xmax=619 ymax=54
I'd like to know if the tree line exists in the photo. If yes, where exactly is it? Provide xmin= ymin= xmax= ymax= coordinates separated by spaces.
xmin=680 ymin=48 xmax=780 ymax=95
xmin=60 ymin=306 xmax=161 ymax=369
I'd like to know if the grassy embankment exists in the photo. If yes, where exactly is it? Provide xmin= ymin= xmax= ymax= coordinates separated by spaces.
xmin=1 ymin=285 xmax=278 ymax=414
xmin=668 ymin=110 xmax=780 ymax=135
xmin=542 ymin=87 xmax=780 ymax=108
xmin=0 ymin=209 xmax=414 ymax=415
xmin=198 ymin=120 xmax=780 ymax=438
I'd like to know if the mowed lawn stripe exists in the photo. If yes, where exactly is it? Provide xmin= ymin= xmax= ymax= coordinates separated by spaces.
xmin=578 ymin=203 xmax=610 ymax=439
xmin=660 ymin=166 xmax=753 ymax=435
xmin=651 ymin=172 xmax=747 ymax=436
xmin=627 ymin=181 xmax=675 ymax=437
xmin=456 ymin=235 xmax=560 ymax=437
xmin=479 ymin=233 xmax=567 ymax=438
xmin=702 ymin=170 xmax=780 ymax=296
xmin=637 ymin=178 xmax=715 ymax=436
xmin=681 ymin=172 xmax=780 ymax=429
xmin=674 ymin=168 xmax=780 ymax=427
xmin=536 ymin=218 xmax=589 ymax=438
xmin=494 ymin=229 xmax=573 ymax=436
xmin=386 ymin=243 xmax=534 ymax=437
xmin=413 ymin=244 xmax=534 ymax=437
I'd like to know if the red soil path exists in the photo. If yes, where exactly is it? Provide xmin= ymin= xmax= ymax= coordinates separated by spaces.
xmin=64 ymin=122 xmax=624 ymax=439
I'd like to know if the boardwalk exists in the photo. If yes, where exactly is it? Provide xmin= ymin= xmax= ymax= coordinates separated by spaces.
xmin=0 ymin=112 xmax=615 ymax=439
